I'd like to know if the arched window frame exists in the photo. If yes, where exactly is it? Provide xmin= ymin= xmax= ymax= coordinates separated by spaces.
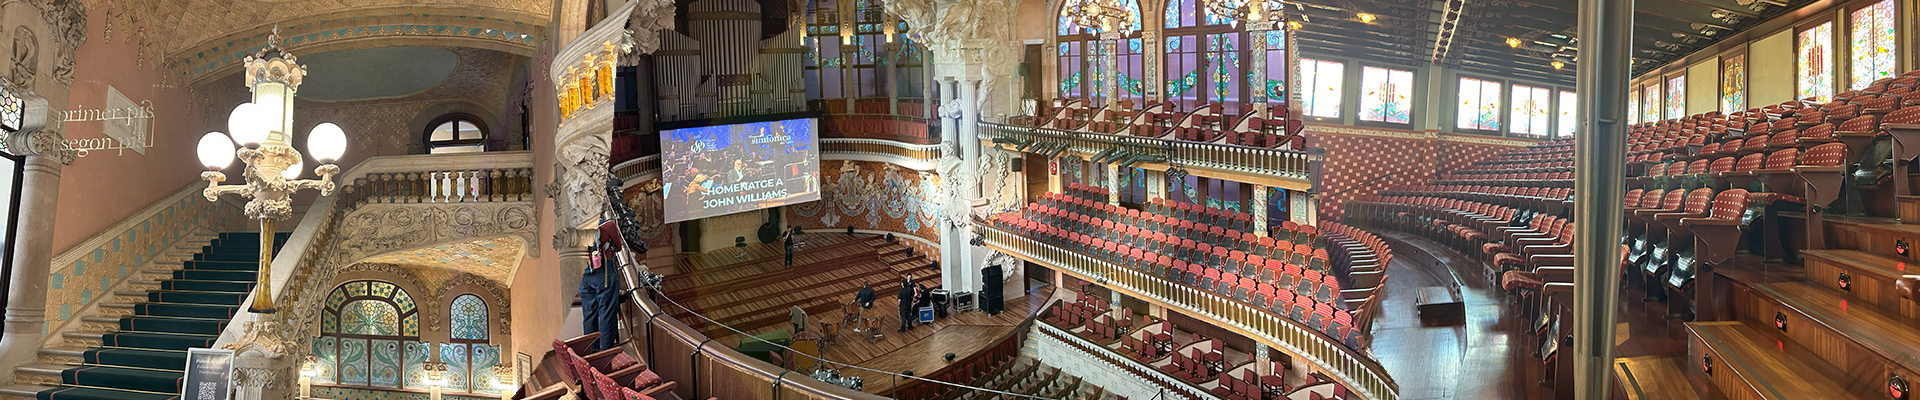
xmin=440 ymin=292 xmax=502 ymax=395
xmin=1055 ymin=0 xmax=1145 ymax=106
xmin=314 ymin=280 xmax=422 ymax=390
xmin=426 ymin=115 xmax=488 ymax=154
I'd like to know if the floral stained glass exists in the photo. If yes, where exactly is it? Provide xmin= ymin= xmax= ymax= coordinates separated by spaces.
xmin=1722 ymin=55 xmax=1746 ymax=114
xmin=1642 ymin=84 xmax=1661 ymax=123
xmin=1300 ymin=59 xmax=1343 ymax=118
xmin=1509 ymin=85 xmax=1551 ymax=136
xmin=1799 ymin=22 xmax=1834 ymax=102
xmin=1456 ymin=77 xmax=1501 ymax=131
xmin=1558 ymin=91 xmax=1577 ymax=137
xmin=341 ymin=300 xmax=399 ymax=335
xmin=1358 ymin=66 xmax=1413 ymax=124
xmin=1666 ymin=76 xmax=1686 ymax=120
xmin=1850 ymin=0 xmax=1896 ymax=90
xmin=451 ymin=294 xmax=489 ymax=341
xmin=1628 ymin=89 xmax=1640 ymax=125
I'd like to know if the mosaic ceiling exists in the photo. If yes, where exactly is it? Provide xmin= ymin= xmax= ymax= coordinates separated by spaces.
xmin=358 ymin=236 xmax=526 ymax=285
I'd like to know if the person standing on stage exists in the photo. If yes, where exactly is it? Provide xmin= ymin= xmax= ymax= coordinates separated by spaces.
xmin=897 ymin=273 xmax=915 ymax=332
xmin=856 ymin=282 xmax=875 ymax=309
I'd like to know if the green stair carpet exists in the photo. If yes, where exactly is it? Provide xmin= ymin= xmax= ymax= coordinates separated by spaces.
xmin=37 ymin=232 xmax=289 ymax=400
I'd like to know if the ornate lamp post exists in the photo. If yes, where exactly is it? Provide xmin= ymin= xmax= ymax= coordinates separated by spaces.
xmin=194 ymin=37 xmax=348 ymax=314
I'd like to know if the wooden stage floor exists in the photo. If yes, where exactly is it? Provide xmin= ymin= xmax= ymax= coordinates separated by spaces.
xmin=666 ymin=235 xmax=1046 ymax=396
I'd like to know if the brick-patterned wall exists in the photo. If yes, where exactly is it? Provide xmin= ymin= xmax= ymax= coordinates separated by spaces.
xmin=1308 ymin=125 xmax=1536 ymax=222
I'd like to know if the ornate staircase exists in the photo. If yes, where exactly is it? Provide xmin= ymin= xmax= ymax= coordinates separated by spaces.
xmin=1 ymin=232 xmax=288 ymax=400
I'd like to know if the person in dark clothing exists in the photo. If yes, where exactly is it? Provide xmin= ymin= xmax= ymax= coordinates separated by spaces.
xmin=897 ymin=274 xmax=915 ymax=332
xmin=784 ymin=231 xmax=795 ymax=268
xmin=856 ymin=282 xmax=875 ymax=309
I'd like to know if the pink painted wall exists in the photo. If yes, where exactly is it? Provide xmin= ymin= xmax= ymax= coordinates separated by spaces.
xmin=511 ymin=36 xmax=566 ymax=364
xmin=50 ymin=4 xmax=205 ymax=255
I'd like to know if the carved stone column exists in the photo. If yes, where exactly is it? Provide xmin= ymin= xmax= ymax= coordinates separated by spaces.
xmin=1250 ymin=184 xmax=1269 ymax=237
xmin=1141 ymin=29 xmax=1160 ymax=104
xmin=960 ymin=78 xmax=982 ymax=199
xmin=0 ymin=129 xmax=74 ymax=379
xmin=1145 ymin=168 xmax=1164 ymax=201
xmin=940 ymin=78 xmax=958 ymax=140
xmin=1247 ymin=23 xmax=1273 ymax=118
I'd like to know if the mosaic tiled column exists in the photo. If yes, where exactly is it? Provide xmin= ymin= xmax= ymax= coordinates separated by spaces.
xmin=1141 ymin=30 xmax=1160 ymax=103
xmin=1101 ymin=31 xmax=1121 ymax=109
xmin=1250 ymin=184 xmax=1270 ymax=237
xmin=1106 ymin=163 xmax=1121 ymax=205
xmin=1248 ymin=25 xmax=1270 ymax=118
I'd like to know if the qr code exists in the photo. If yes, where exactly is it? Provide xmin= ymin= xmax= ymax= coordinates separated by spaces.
xmin=196 ymin=382 xmax=218 ymax=399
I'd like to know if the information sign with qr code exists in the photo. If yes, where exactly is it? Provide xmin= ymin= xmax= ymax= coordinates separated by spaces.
xmin=181 ymin=348 xmax=234 ymax=400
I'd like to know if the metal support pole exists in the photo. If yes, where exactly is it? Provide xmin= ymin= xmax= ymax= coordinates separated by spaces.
xmin=1574 ymin=0 xmax=1631 ymax=398
xmin=250 ymin=218 xmax=277 ymax=313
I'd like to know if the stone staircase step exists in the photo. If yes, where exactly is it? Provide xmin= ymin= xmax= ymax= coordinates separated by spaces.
xmin=0 ymin=384 xmax=57 ymax=400
xmin=11 ymin=364 xmax=64 ymax=386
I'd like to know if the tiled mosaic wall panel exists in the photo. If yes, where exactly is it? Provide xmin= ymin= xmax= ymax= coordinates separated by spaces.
xmin=45 ymin=189 xmax=250 ymax=337
xmin=786 ymin=160 xmax=943 ymax=244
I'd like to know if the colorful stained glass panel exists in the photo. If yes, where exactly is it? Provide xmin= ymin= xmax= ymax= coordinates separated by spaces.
xmin=1456 ymin=77 xmax=1501 ymax=131
xmin=1851 ymin=0 xmax=1896 ymax=90
xmin=470 ymin=345 xmax=503 ymax=395
xmin=1799 ymin=22 xmax=1834 ymax=102
xmin=1722 ymin=55 xmax=1746 ymax=114
xmin=369 ymin=340 xmax=401 ymax=388
xmin=341 ymin=300 xmax=399 ymax=336
xmin=1300 ymin=59 xmax=1343 ymax=118
xmin=312 ymin=337 xmax=338 ymax=385
xmin=1509 ymin=85 xmax=1551 ymax=136
xmin=1628 ymin=89 xmax=1640 ymax=125
xmin=441 ymin=344 xmax=471 ymax=393
xmin=1666 ymin=76 xmax=1686 ymax=120
xmin=1358 ymin=66 xmax=1413 ymax=124
xmin=1642 ymin=84 xmax=1661 ymax=123
xmin=451 ymin=294 xmax=489 ymax=341
xmin=1558 ymin=91 xmax=1577 ymax=137
xmin=338 ymin=338 xmax=368 ymax=386
xmin=404 ymin=341 xmax=432 ymax=389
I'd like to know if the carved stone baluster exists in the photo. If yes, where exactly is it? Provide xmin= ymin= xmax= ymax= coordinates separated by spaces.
xmin=378 ymin=173 xmax=394 ymax=203
xmin=482 ymin=169 xmax=498 ymax=201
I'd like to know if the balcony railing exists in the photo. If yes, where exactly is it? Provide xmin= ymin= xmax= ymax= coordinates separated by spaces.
xmin=821 ymin=138 xmax=943 ymax=163
xmin=975 ymin=225 xmax=1398 ymax=400
xmin=978 ymin=122 xmax=1312 ymax=180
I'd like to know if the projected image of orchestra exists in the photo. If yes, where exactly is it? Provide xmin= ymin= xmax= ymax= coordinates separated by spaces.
xmin=660 ymin=118 xmax=821 ymax=223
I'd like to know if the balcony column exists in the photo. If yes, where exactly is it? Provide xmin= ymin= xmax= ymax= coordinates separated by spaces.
xmin=1250 ymin=185 xmax=1270 ymax=237
xmin=1572 ymin=0 xmax=1632 ymax=398
xmin=0 ymin=130 xmax=75 ymax=379
xmin=1248 ymin=23 xmax=1272 ymax=119
xmin=1106 ymin=163 xmax=1121 ymax=205
xmin=1146 ymin=169 xmax=1165 ymax=201
xmin=940 ymin=78 xmax=959 ymax=142
xmin=961 ymin=77 xmax=983 ymax=199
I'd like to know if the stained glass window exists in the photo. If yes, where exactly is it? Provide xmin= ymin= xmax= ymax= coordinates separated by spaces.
xmin=1456 ymin=77 xmax=1502 ymax=131
xmin=1558 ymin=91 xmax=1577 ymax=137
xmin=1722 ymin=55 xmax=1746 ymax=114
xmin=1666 ymin=76 xmax=1686 ymax=120
xmin=1118 ymin=38 xmax=1144 ymax=106
xmin=1300 ymin=59 xmax=1343 ymax=118
xmin=1167 ymin=35 xmax=1200 ymax=109
xmin=1509 ymin=84 xmax=1551 ymax=137
xmin=1850 ymin=0 xmax=1896 ymax=90
xmin=1204 ymin=33 xmax=1243 ymax=114
xmin=1642 ymin=84 xmax=1662 ymax=123
xmin=1799 ymin=22 xmax=1834 ymax=102
xmin=1628 ymin=88 xmax=1640 ymax=125
xmin=451 ymin=294 xmax=489 ymax=341
xmin=1358 ymin=66 xmax=1413 ymax=124
xmin=1058 ymin=42 xmax=1085 ymax=99
xmin=315 ymin=280 xmax=422 ymax=390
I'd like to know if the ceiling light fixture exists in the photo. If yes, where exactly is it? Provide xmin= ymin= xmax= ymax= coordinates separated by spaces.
xmin=1357 ymin=13 xmax=1375 ymax=23
xmin=1551 ymin=60 xmax=1564 ymax=70
xmin=1288 ymin=20 xmax=1303 ymax=30
xmin=1200 ymin=0 xmax=1283 ymax=28
xmin=1507 ymin=37 xmax=1521 ymax=48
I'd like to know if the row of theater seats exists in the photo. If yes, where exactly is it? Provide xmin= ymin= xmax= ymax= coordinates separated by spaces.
xmin=994 ymin=187 xmax=1374 ymax=350
xmin=521 ymin=332 xmax=681 ymax=400
xmin=1036 ymin=98 xmax=1306 ymax=149
xmin=1038 ymin=297 xmax=1296 ymax=400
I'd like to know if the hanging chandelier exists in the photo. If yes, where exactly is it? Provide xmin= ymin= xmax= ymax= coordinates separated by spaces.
xmin=1202 ymin=0 xmax=1284 ymax=28
xmin=1062 ymin=0 xmax=1138 ymax=35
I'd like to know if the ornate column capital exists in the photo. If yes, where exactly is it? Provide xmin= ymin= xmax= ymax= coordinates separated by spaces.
xmin=12 ymin=130 xmax=76 ymax=165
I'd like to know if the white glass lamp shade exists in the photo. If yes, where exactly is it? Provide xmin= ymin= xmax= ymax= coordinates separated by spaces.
xmin=196 ymin=132 xmax=235 ymax=170
xmin=228 ymin=103 xmax=268 ymax=146
xmin=282 ymin=158 xmax=303 ymax=180
xmin=308 ymin=122 xmax=346 ymax=163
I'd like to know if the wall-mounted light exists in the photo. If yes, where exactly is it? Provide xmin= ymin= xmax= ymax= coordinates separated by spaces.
xmin=1551 ymin=61 xmax=1564 ymax=70
xmin=1507 ymin=37 xmax=1522 ymax=48
xmin=1357 ymin=13 xmax=1375 ymax=23
xmin=1288 ymin=21 xmax=1303 ymax=30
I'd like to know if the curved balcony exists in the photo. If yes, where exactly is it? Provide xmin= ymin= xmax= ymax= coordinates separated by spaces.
xmin=974 ymin=225 xmax=1399 ymax=400
xmin=978 ymin=122 xmax=1314 ymax=189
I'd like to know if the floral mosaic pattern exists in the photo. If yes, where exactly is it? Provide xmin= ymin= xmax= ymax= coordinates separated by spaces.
xmin=1799 ymin=22 xmax=1833 ymax=102
xmin=450 ymin=294 xmax=488 ymax=341
xmin=1722 ymin=55 xmax=1745 ymax=114
xmin=1850 ymin=0 xmax=1895 ymax=90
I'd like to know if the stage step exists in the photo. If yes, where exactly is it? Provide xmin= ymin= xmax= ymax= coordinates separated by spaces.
xmin=1797 ymin=249 xmax=1920 ymax=320
xmin=1611 ymin=356 xmax=1700 ymax=400
xmin=1898 ymin=195 xmax=1920 ymax=222
xmin=1740 ymin=281 xmax=1920 ymax=381
xmin=1685 ymin=321 xmax=1871 ymax=399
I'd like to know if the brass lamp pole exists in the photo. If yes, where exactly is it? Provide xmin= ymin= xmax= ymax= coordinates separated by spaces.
xmin=194 ymin=32 xmax=348 ymax=313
